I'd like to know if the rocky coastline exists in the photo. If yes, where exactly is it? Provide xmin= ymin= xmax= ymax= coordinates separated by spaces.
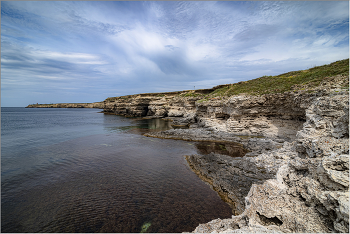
xmin=26 ymin=102 xmax=104 ymax=108
xmin=27 ymin=59 xmax=349 ymax=233
xmin=103 ymin=71 xmax=348 ymax=233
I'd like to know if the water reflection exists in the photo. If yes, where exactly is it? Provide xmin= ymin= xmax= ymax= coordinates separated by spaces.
xmin=134 ymin=118 xmax=173 ymax=131
xmin=104 ymin=116 xmax=173 ymax=134
xmin=2 ymin=109 xmax=235 ymax=233
xmin=195 ymin=141 xmax=249 ymax=157
xmin=1 ymin=133 xmax=234 ymax=233
xmin=102 ymin=114 xmax=249 ymax=158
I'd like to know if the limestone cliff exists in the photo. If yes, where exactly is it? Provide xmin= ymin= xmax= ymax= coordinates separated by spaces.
xmin=189 ymin=90 xmax=349 ymax=233
xmin=26 ymin=59 xmax=349 ymax=233
xmin=103 ymin=78 xmax=347 ymax=141
xmin=101 ymin=59 xmax=349 ymax=233
xmin=102 ymin=87 xmax=221 ymax=117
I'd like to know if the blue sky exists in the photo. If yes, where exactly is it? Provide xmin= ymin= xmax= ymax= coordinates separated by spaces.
xmin=1 ymin=1 xmax=349 ymax=107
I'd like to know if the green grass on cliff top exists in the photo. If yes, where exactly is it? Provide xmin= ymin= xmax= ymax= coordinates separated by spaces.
xmin=208 ymin=58 xmax=349 ymax=97
xmin=105 ymin=59 xmax=348 ymax=102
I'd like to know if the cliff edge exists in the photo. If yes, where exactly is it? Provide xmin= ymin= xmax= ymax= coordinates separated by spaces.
xmin=25 ymin=59 xmax=349 ymax=233
xmin=103 ymin=59 xmax=349 ymax=233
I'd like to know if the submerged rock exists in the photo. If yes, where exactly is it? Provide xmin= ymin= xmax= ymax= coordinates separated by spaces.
xmin=186 ymin=152 xmax=275 ymax=215
xmin=103 ymin=74 xmax=349 ymax=233
xmin=189 ymin=91 xmax=349 ymax=233
xmin=141 ymin=222 xmax=151 ymax=233
xmin=145 ymin=90 xmax=349 ymax=233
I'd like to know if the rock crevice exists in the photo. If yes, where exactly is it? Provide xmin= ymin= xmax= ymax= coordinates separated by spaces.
xmin=188 ymin=91 xmax=349 ymax=233
xmin=103 ymin=79 xmax=348 ymax=233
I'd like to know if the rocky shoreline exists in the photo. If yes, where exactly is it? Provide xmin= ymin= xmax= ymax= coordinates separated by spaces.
xmin=142 ymin=87 xmax=349 ymax=233
xmin=26 ymin=102 xmax=104 ymax=108
xmin=26 ymin=60 xmax=349 ymax=233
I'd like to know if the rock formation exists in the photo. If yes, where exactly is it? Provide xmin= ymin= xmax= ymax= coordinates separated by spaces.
xmin=26 ymin=59 xmax=349 ymax=233
xmin=26 ymin=102 xmax=104 ymax=108
xmin=188 ymin=89 xmax=349 ymax=233
xmin=102 ymin=73 xmax=348 ymax=233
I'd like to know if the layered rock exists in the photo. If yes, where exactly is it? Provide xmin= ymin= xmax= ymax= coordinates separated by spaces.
xmin=195 ymin=92 xmax=310 ymax=140
xmin=186 ymin=152 xmax=275 ymax=216
xmin=104 ymin=90 xmax=337 ymax=141
xmin=192 ymin=154 xmax=349 ymax=233
xmin=101 ymin=73 xmax=348 ymax=233
xmin=103 ymin=91 xmax=204 ymax=118
xmin=26 ymin=69 xmax=349 ymax=232
xmin=190 ymin=91 xmax=349 ymax=233
xmin=138 ymin=85 xmax=348 ymax=232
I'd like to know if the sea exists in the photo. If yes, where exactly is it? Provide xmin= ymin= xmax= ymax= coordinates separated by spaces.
xmin=1 ymin=107 xmax=233 ymax=233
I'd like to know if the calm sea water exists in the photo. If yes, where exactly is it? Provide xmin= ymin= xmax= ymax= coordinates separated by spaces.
xmin=1 ymin=107 xmax=233 ymax=233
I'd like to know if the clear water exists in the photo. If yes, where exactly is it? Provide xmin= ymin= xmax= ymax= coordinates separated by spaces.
xmin=1 ymin=107 xmax=232 ymax=233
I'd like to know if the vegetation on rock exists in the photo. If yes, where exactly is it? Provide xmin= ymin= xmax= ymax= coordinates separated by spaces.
xmin=202 ymin=58 xmax=349 ymax=99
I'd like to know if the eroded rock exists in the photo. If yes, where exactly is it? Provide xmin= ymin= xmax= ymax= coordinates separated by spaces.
xmin=102 ymin=77 xmax=349 ymax=233
xmin=189 ymin=90 xmax=349 ymax=233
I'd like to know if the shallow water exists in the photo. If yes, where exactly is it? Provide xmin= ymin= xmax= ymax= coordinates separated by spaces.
xmin=1 ymin=108 xmax=233 ymax=233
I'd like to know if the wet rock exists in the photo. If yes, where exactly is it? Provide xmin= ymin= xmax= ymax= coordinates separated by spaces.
xmin=186 ymin=152 xmax=274 ymax=215
xmin=171 ymin=113 xmax=197 ymax=128
xmin=101 ymin=79 xmax=349 ymax=233
xmin=189 ymin=90 xmax=349 ymax=233
xmin=194 ymin=142 xmax=249 ymax=158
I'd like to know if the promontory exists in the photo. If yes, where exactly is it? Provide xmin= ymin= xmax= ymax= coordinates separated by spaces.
xmin=27 ymin=59 xmax=349 ymax=233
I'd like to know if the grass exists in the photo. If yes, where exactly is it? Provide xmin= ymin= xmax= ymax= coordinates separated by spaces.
xmin=197 ymin=97 xmax=209 ymax=103
xmin=205 ymin=58 xmax=349 ymax=98
xmin=105 ymin=97 xmax=118 ymax=102
xmin=105 ymin=96 xmax=132 ymax=102
xmin=104 ymin=59 xmax=348 ymax=103
xmin=179 ymin=91 xmax=204 ymax=98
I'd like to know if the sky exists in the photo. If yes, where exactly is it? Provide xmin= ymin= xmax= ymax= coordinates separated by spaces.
xmin=1 ymin=1 xmax=349 ymax=107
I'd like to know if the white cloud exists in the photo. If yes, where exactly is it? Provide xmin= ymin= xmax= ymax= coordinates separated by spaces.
xmin=1 ymin=1 xmax=348 ymax=107
xmin=35 ymin=51 xmax=107 ymax=65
